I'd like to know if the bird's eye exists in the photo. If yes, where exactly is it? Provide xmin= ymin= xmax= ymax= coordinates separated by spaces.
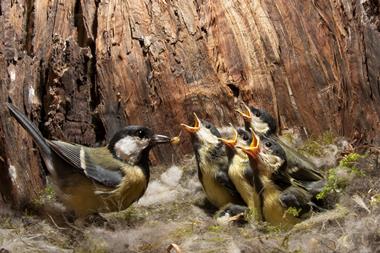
xmin=242 ymin=134 xmax=248 ymax=141
xmin=265 ymin=141 xmax=272 ymax=148
xmin=254 ymin=111 xmax=261 ymax=117
xmin=205 ymin=123 xmax=211 ymax=129
xmin=137 ymin=130 xmax=145 ymax=138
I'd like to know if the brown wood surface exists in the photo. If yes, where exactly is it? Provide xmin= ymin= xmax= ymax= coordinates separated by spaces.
xmin=0 ymin=0 xmax=379 ymax=207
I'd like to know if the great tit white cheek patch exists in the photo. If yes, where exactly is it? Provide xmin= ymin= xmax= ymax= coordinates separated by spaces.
xmin=252 ymin=118 xmax=270 ymax=134
xmin=114 ymin=136 xmax=149 ymax=160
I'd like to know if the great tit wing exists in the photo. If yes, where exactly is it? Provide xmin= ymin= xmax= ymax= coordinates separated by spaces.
xmin=275 ymin=138 xmax=323 ymax=181
xmin=279 ymin=186 xmax=312 ymax=210
xmin=300 ymin=179 xmax=326 ymax=196
xmin=48 ymin=141 xmax=123 ymax=187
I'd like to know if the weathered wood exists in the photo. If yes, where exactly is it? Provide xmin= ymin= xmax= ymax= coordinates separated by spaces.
xmin=0 ymin=0 xmax=379 ymax=207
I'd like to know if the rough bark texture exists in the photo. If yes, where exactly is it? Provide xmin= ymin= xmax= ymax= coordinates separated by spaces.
xmin=0 ymin=0 xmax=379 ymax=207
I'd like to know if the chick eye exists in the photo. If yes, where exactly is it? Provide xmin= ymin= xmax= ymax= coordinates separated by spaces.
xmin=265 ymin=141 xmax=272 ymax=148
xmin=242 ymin=134 xmax=248 ymax=141
xmin=205 ymin=124 xmax=211 ymax=129
xmin=254 ymin=111 xmax=261 ymax=117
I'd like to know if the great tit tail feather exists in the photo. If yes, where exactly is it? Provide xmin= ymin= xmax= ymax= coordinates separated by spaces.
xmin=7 ymin=103 xmax=52 ymax=158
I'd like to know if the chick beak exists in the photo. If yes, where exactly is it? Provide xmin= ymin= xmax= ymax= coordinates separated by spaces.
xmin=152 ymin=134 xmax=171 ymax=144
xmin=236 ymin=103 xmax=252 ymax=122
xmin=181 ymin=113 xmax=201 ymax=133
xmin=237 ymin=129 xmax=260 ymax=158
xmin=219 ymin=128 xmax=238 ymax=149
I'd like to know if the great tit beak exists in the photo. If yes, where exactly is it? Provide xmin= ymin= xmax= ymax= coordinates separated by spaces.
xmin=237 ymin=128 xmax=260 ymax=158
xmin=236 ymin=103 xmax=252 ymax=121
xmin=181 ymin=113 xmax=201 ymax=133
xmin=219 ymin=127 xmax=238 ymax=148
xmin=152 ymin=134 xmax=171 ymax=144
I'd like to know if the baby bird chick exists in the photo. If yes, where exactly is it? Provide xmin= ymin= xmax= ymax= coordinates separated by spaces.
xmin=239 ymin=131 xmax=314 ymax=228
xmin=219 ymin=127 xmax=262 ymax=221
xmin=237 ymin=104 xmax=325 ymax=195
xmin=181 ymin=113 xmax=244 ymax=209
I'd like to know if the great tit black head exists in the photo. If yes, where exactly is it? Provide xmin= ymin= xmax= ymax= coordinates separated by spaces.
xmin=108 ymin=126 xmax=171 ymax=163
xmin=236 ymin=128 xmax=252 ymax=146
xmin=219 ymin=127 xmax=251 ymax=151
xmin=258 ymin=136 xmax=287 ymax=172
xmin=236 ymin=104 xmax=276 ymax=135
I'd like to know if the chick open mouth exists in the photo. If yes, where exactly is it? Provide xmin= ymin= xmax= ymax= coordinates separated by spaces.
xmin=181 ymin=113 xmax=201 ymax=133
xmin=236 ymin=103 xmax=252 ymax=121
xmin=219 ymin=128 xmax=238 ymax=148
xmin=237 ymin=128 xmax=260 ymax=158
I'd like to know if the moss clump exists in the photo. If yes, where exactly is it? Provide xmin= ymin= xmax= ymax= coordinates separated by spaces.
xmin=316 ymin=153 xmax=365 ymax=200
xmin=207 ymin=225 xmax=223 ymax=233
xmin=170 ymin=225 xmax=194 ymax=240
xmin=263 ymin=224 xmax=283 ymax=234
xmin=339 ymin=153 xmax=366 ymax=175
xmin=300 ymin=131 xmax=335 ymax=157
xmin=245 ymin=207 xmax=260 ymax=222
xmin=370 ymin=194 xmax=380 ymax=206
xmin=115 ymin=206 xmax=148 ymax=222
xmin=31 ymin=184 xmax=56 ymax=207
xmin=285 ymin=207 xmax=302 ymax=217
xmin=0 ymin=216 xmax=15 ymax=229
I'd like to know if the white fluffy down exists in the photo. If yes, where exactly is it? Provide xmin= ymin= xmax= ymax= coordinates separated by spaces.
xmin=137 ymin=166 xmax=184 ymax=206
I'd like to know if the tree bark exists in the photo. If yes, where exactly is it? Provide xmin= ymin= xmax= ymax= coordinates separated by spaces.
xmin=0 ymin=0 xmax=379 ymax=207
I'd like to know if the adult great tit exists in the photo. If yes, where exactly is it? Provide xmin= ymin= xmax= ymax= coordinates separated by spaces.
xmin=237 ymin=104 xmax=325 ymax=195
xmin=181 ymin=114 xmax=244 ymax=209
xmin=7 ymin=103 xmax=172 ymax=217
xmin=239 ymin=132 xmax=314 ymax=228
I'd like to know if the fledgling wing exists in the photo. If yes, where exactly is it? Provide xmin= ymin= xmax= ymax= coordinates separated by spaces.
xmin=48 ymin=141 xmax=124 ymax=187
xmin=279 ymin=186 xmax=313 ymax=216
xmin=276 ymin=138 xmax=323 ymax=181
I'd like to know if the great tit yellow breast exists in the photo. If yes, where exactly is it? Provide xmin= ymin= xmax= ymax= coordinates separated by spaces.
xmin=228 ymin=155 xmax=259 ymax=210
xmin=260 ymin=176 xmax=300 ymax=227
xmin=198 ymin=147 xmax=236 ymax=208
xmin=57 ymin=165 xmax=147 ymax=216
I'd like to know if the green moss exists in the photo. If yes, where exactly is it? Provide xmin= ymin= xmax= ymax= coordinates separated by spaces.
xmin=31 ymin=184 xmax=56 ymax=207
xmin=339 ymin=153 xmax=366 ymax=175
xmin=263 ymin=224 xmax=283 ymax=234
xmin=0 ymin=217 xmax=15 ymax=229
xmin=245 ymin=207 xmax=260 ymax=222
xmin=285 ymin=207 xmax=302 ymax=217
xmin=316 ymin=153 xmax=365 ymax=200
xmin=281 ymin=133 xmax=295 ymax=144
xmin=115 ymin=206 xmax=148 ymax=222
xmin=170 ymin=225 xmax=194 ymax=240
xmin=207 ymin=225 xmax=223 ymax=233
xmin=370 ymin=194 xmax=380 ymax=206
xmin=299 ymin=131 xmax=335 ymax=157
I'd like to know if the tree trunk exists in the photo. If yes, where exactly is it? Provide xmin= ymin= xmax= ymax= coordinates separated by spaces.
xmin=0 ymin=0 xmax=379 ymax=207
